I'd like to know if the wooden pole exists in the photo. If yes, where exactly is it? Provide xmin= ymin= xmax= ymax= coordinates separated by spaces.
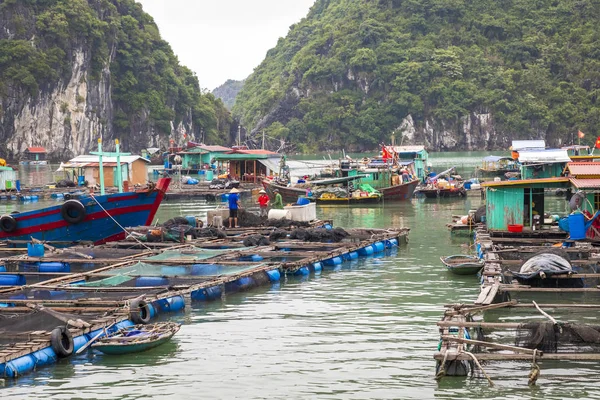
xmin=442 ymin=335 xmax=541 ymax=355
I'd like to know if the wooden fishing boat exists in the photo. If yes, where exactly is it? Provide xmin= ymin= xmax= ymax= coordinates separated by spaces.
xmin=92 ymin=322 xmax=181 ymax=355
xmin=417 ymin=186 xmax=466 ymax=198
xmin=316 ymin=193 xmax=382 ymax=205
xmin=440 ymin=255 xmax=483 ymax=275
xmin=0 ymin=178 xmax=170 ymax=246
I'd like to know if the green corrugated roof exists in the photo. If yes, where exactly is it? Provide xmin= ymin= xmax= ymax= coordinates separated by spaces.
xmin=214 ymin=153 xmax=269 ymax=160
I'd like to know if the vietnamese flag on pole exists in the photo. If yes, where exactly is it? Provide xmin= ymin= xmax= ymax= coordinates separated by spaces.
xmin=382 ymin=145 xmax=392 ymax=161
xmin=578 ymin=130 xmax=586 ymax=139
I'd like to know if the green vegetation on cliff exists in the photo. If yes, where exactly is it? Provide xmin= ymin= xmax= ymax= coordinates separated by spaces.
xmin=233 ymin=0 xmax=600 ymax=151
xmin=212 ymin=79 xmax=245 ymax=110
xmin=0 ymin=0 xmax=230 ymax=144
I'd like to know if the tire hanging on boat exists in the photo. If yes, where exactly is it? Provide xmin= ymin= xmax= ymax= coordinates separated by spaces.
xmin=50 ymin=326 xmax=74 ymax=358
xmin=0 ymin=215 xmax=17 ymax=232
xmin=130 ymin=299 xmax=151 ymax=324
xmin=61 ymin=200 xmax=86 ymax=224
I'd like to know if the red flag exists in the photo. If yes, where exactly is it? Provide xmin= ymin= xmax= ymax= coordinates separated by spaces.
xmin=595 ymin=136 xmax=600 ymax=149
xmin=578 ymin=130 xmax=585 ymax=139
xmin=382 ymin=146 xmax=392 ymax=161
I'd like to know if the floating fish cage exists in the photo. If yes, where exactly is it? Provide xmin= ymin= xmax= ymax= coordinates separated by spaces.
xmin=435 ymin=224 xmax=600 ymax=384
xmin=0 ymin=226 xmax=408 ymax=379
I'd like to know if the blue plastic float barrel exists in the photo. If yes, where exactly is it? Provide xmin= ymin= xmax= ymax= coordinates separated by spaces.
xmin=191 ymin=264 xmax=220 ymax=275
xmin=0 ymin=265 xmax=6 ymax=272
xmin=385 ymin=239 xmax=398 ymax=248
xmin=293 ymin=266 xmax=310 ymax=276
xmin=153 ymin=295 xmax=185 ymax=313
xmin=358 ymin=245 xmax=374 ymax=256
xmin=323 ymin=256 xmax=342 ymax=266
xmin=39 ymin=262 xmax=70 ymax=273
xmin=373 ymin=242 xmax=385 ymax=253
xmin=266 ymin=269 xmax=281 ymax=282
xmin=191 ymin=285 xmax=222 ymax=301
xmin=135 ymin=276 xmax=169 ymax=287
xmin=311 ymin=262 xmax=323 ymax=273
xmin=239 ymin=254 xmax=263 ymax=262
xmin=0 ymin=275 xmax=25 ymax=286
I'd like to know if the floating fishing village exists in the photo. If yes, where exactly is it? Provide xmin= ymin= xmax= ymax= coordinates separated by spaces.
xmin=5 ymin=0 xmax=600 ymax=398
xmin=0 ymin=136 xmax=600 ymax=393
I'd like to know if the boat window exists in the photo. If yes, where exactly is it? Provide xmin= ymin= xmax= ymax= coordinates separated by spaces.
xmin=372 ymin=173 xmax=379 ymax=180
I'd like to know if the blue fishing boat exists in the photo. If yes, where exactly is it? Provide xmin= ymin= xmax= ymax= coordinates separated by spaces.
xmin=91 ymin=322 xmax=181 ymax=355
xmin=440 ymin=255 xmax=483 ymax=275
xmin=0 ymin=177 xmax=171 ymax=246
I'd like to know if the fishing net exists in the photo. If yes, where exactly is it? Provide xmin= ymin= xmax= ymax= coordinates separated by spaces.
xmin=269 ymin=229 xmax=289 ymax=242
xmin=515 ymin=322 xmax=600 ymax=352
xmin=474 ymin=205 xmax=486 ymax=223
xmin=242 ymin=235 xmax=271 ymax=247
xmin=288 ymin=227 xmax=350 ymax=242
xmin=238 ymin=209 xmax=264 ymax=226
xmin=266 ymin=219 xmax=311 ymax=228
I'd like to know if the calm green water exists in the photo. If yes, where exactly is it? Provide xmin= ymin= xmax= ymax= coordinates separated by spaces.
xmin=2 ymin=156 xmax=600 ymax=399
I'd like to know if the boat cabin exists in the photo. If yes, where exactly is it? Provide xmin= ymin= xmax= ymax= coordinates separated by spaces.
xmin=386 ymin=145 xmax=429 ymax=181
xmin=562 ymin=145 xmax=600 ymax=162
xmin=478 ymin=155 xmax=519 ymax=176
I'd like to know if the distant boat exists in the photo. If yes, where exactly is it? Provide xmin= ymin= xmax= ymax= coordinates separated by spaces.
xmin=440 ymin=255 xmax=483 ymax=275
xmin=476 ymin=155 xmax=519 ymax=177
xmin=417 ymin=186 xmax=467 ymax=198
xmin=316 ymin=192 xmax=382 ymax=205
xmin=0 ymin=177 xmax=171 ymax=246
xmin=92 ymin=322 xmax=181 ymax=355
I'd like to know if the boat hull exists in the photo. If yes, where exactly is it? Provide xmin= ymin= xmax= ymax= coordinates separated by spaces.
xmin=316 ymin=196 xmax=381 ymax=205
xmin=419 ymin=187 xmax=466 ymax=198
xmin=262 ymin=180 xmax=311 ymax=203
xmin=0 ymin=178 xmax=170 ymax=246
xmin=440 ymin=255 xmax=483 ymax=275
xmin=93 ymin=335 xmax=173 ymax=355
xmin=263 ymin=177 xmax=418 ymax=202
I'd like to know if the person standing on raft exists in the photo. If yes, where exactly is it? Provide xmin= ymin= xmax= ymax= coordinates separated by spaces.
xmin=228 ymin=188 xmax=241 ymax=228
xmin=257 ymin=189 xmax=270 ymax=217
xmin=272 ymin=188 xmax=284 ymax=209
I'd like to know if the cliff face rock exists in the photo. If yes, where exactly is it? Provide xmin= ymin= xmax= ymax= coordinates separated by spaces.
xmin=234 ymin=0 xmax=600 ymax=152
xmin=0 ymin=0 xmax=230 ymax=161
xmin=6 ymin=48 xmax=113 ymax=160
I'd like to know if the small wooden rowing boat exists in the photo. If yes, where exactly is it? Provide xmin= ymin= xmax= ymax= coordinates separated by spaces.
xmin=92 ymin=322 xmax=180 ymax=355
xmin=440 ymin=255 xmax=483 ymax=275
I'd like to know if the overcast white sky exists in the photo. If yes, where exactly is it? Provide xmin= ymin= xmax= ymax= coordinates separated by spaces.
xmin=136 ymin=0 xmax=316 ymax=91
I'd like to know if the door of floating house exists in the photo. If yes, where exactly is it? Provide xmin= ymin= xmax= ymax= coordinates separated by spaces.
xmin=486 ymin=187 xmax=524 ymax=230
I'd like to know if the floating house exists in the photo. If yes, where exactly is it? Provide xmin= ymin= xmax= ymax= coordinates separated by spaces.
xmin=518 ymin=148 xmax=571 ymax=179
xmin=59 ymin=155 xmax=150 ymax=188
xmin=214 ymin=149 xmax=279 ymax=183
xmin=177 ymin=144 xmax=232 ymax=170
xmin=483 ymin=161 xmax=600 ymax=231
xmin=20 ymin=147 xmax=48 ymax=165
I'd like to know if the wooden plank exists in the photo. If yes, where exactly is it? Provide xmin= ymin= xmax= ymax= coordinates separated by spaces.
xmin=434 ymin=352 xmax=600 ymax=361
xmin=474 ymin=285 xmax=492 ymax=305
xmin=442 ymin=335 xmax=540 ymax=355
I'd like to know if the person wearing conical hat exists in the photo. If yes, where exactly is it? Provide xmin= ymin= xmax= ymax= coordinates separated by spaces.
xmin=257 ymin=189 xmax=270 ymax=218
xmin=228 ymin=188 xmax=241 ymax=228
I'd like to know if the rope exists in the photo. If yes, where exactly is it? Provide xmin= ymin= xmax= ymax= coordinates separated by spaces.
xmin=89 ymin=194 xmax=153 ymax=251
xmin=434 ymin=350 xmax=449 ymax=381
xmin=528 ymin=349 xmax=541 ymax=386
xmin=533 ymin=301 xmax=563 ymax=333
xmin=463 ymin=350 xmax=495 ymax=387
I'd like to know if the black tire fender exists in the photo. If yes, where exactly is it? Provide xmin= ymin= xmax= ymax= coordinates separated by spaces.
xmin=0 ymin=215 xmax=17 ymax=233
xmin=130 ymin=299 xmax=151 ymax=324
xmin=50 ymin=326 xmax=74 ymax=358
xmin=61 ymin=200 xmax=86 ymax=224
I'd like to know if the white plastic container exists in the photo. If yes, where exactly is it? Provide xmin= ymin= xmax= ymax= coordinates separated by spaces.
xmin=268 ymin=209 xmax=291 ymax=220
xmin=284 ymin=202 xmax=317 ymax=222
xmin=470 ymin=183 xmax=481 ymax=190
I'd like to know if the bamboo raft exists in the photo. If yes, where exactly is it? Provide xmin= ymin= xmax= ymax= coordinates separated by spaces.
xmin=435 ymin=225 xmax=600 ymax=384
xmin=0 ymin=226 xmax=408 ymax=378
